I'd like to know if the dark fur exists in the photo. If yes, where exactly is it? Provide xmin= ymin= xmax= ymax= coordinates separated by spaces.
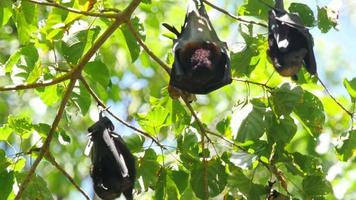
xmin=88 ymin=117 xmax=135 ymax=200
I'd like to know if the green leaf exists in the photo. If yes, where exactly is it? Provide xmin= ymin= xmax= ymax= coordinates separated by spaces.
xmin=286 ymin=153 xmax=323 ymax=176
xmin=317 ymin=6 xmax=337 ymax=33
xmin=216 ymin=116 xmax=232 ymax=136
xmin=191 ymin=158 xmax=227 ymax=198
xmin=266 ymin=115 xmax=297 ymax=144
xmin=343 ymin=78 xmax=356 ymax=102
xmin=16 ymin=173 xmax=54 ymax=200
xmin=236 ymin=100 xmax=268 ymax=142
xmin=121 ymin=17 xmax=145 ymax=62
xmin=4 ymin=44 xmax=39 ymax=74
xmin=336 ymin=130 xmax=356 ymax=161
xmin=0 ymin=170 xmax=14 ymax=200
xmin=177 ymin=131 xmax=199 ymax=155
xmin=238 ymin=0 xmax=274 ymax=21
xmin=155 ymin=168 xmax=180 ymax=200
xmin=293 ymin=91 xmax=325 ymax=137
xmin=231 ymin=33 xmax=266 ymax=78
xmin=0 ymin=150 xmax=11 ymax=170
xmin=35 ymin=85 xmax=60 ymax=106
xmin=171 ymin=170 xmax=189 ymax=194
xmin=302 ymin=175 xmax=332 ymax=196
xmin=84 ymin=60 xmax=111 ymax=88
xmin=228 ymin=165 xmax=265 ymax=199
xmin=14 ymin=1 xmax=38 ymax=44
xmin=137 ymin=149 xmax=160 ymax=190
xmin=0 ymin=0 xmax=12 ymax=28
xmin=136 ymin=105 xmax=170 ymax=135
xmin=61 ymin=27 xmax=100 ymax=64
xmin=124 ymin=134 xmax=145 ymax=153
xmin=72 ymin=82 xmax=91 ymax=116
xmin=33 ymin=123 xmax=51 ymax=137
xmin=272 ymin=83 xmax=303 ymax=116
xmin=288 ymin=3 xmax=315 ymax=27
xmin=0 ymin=124 xmax=12 ymax=141
xmin=7 ymin=115 xmax=33 ymax=139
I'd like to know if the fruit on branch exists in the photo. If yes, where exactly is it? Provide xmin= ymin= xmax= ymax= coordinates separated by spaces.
xmin=164 ymin=0 xmax=231 ymax=94
xmin=267 ymin=0 xmax=317 ymax=80
xmin=86 ymin=115 xmax=135 ymax=200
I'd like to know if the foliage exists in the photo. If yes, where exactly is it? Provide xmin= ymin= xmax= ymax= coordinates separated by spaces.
xmin=0 ymin=0 xmax=355 ymax=200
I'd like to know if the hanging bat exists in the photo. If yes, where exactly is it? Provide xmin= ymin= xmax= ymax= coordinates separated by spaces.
xmin=164 ymin=0 xmax=231 ymax=94
xmin=85 ymin=115 xmax=135 ymax=200
xmin=267 ymin=0 xmax=317 ymax=80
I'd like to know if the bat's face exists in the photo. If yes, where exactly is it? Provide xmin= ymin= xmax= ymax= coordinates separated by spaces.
xmin=267 ymin=8 xmax=317 ymax=79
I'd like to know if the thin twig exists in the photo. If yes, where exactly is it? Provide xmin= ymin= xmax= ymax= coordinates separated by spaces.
xmin=0 ymin=74 xmax=71 ymax=91
xmin=46 ymin=153 xmax=90 ymax=200
xmin=24 ymin=0 xmax=117 ymax=18
xmin=232 ymin=77 xmax=275 ymax=91
xmin=126 ymin=21 xmax=172 ymax=74
xmin=14 ymin=0 xmax=142 ymax=198
xmin=79 ymin=76 xmax=166 ymax=150
xmin=202 ymin=0 xmax=268 ymax=28
xmin=317 ymin=76 xmax=354 ymax=117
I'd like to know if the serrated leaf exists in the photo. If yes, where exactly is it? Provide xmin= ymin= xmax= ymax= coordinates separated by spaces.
xmin=61 ymin=27 xmax=100 ymax=64
xmin=293 ymin=91 xmax=325 ymax=137
xmin=84 ymin=60 xmax=110 ymax=88
xmin=7 ymin=115 xmax=33 ymax=139
xmin=136 ymin=105 xmax=170 ymax=135
xmin=288 ymin=3 xmax=315 ymax=27
xmin=336 ymin=130 xmax=356 ymax=161
xmin=121 ymin=17 xmax=145 ymax=62
xmin=343 ymin=78 xmax=356 ymax=102
xmin=302 ymin=175 xmax=332 ymax=196
xmin=272 ymin=83 xmax=303 ymax=116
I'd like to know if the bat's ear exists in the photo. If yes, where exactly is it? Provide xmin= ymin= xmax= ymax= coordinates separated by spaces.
xmin=162 ymin=23 xmax=180 ymax=36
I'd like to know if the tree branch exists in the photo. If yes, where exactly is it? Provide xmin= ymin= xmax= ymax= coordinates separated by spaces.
xmin=79 ymin=76 xmax=166 ymax=149
xmin=46 ymin=153 xmax=90 ymax=200
xmin=181 ymin=97 xmax=209 ymax=200
xmin=24 ymin=0 xmax=117 ymax=18
xmin=0 ymin=73 xmax=71 ymax=91
xmin=14 ymin=78 xmax=77 ymax=200
xmin=126 ymin=21 xmax=171 ymax=74
xmin=202 ymin=0 xmax=268 ymax=28
xmin=14 ymin=0 xmax=142 ymax=198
